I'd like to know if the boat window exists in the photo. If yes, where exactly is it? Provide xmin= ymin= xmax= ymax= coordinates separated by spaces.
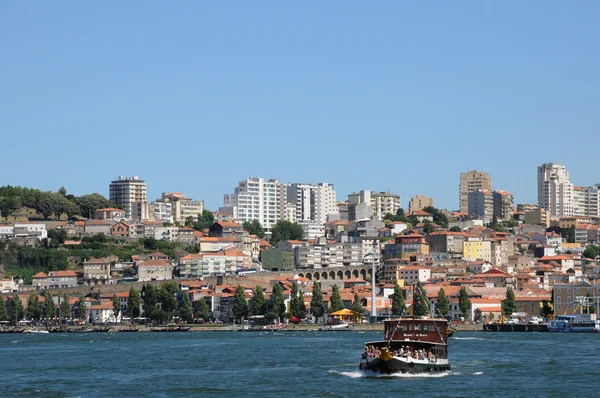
xmin=398 ymin=325 xmax=407 ymax=331
xmin=422 ymin=325 xmax=429 ymax=331
xmin=414 ymin=324 xmax=421 ymax=331
xmin=408 ymin=324 xmax=413 ymax=331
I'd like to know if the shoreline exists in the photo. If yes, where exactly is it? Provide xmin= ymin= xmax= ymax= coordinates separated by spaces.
xmin=2 ymin=323 xmax=485 ymax=333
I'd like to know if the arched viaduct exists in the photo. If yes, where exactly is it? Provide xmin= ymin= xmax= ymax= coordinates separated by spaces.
xmin=295 ymin=265 xmax=375 ymax=281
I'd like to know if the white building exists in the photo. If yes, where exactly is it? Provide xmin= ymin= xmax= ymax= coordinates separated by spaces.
xmin=300 ymin=221 xmax=325 ymax=240
xmin=538 ymin=163 xmax=574 ymax=218
xmin=0 ymin=225 xmax=14 ymax=239
xmin=223 ymin=177 xmax=284 ymax=230
xmin=13 ymin=223 xmax=47 ymax=240
xmin=109 ymin=176 xmax=147 ymax=219
xmin=348 ymin=190 xmax=401 ymax=221
xmin=573 ymin=185 xmax=600 ymax=218
xmin=287 ymin=182 xmax=338 ymax=224
xmin=132 ymin=201 xmax=173 ymax=223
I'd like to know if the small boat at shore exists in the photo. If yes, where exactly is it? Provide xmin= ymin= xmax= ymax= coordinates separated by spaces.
xmin=25 ymin=329 xmax=49 ymax=334
xmin=359 ymin=317 xmax=451 ymax=374
xmin=547 ymin=314 xmax=600 ymax=333
xmin=67 ymin=327 xmax=95 ymax=333
xmin=117 ymin=327 xmax=140 ymax=332
xmin=0 ymin=328 xmax=24 ymax=334
xmin=93 ymin=327 xmax=112 ymax=333
xmin=151 ymin=326 xmax=191 ymax=332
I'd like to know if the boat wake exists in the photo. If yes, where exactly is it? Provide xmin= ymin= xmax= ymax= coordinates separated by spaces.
xmin=329 ymin=370 xmax=450 ymax=379
xmin=452 ymin=337 xmax=486 ymax=341
xmin=473 ymin=371 xmax=484 ymax=375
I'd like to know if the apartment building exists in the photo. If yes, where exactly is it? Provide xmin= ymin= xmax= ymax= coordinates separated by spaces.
xmin=159 ymin=192 xmax=205 ymax=223
xmin=287 ymin=182 xmax=338 ymax=224
xmin=109 ymin=176 xmax=147 ymax=219
xmin=468 ymin=189 xmax=493 ymax=221
xmin=493 ymin=190 xmax=514 ymax=220
xmin=538 ymin=163 xmax=574 ymax=218
xmin=408 ymin=195 xmax=434 ymax=213
xmin=223 ymin=177 xmax=284 ymax=230
xmin=347 ymin=190 xmax=401 ymax=221
xmin=459 ymin=170 xmax=492 ymax=213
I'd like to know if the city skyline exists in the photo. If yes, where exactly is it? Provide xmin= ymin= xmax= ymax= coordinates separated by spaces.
xmin=2 ymin=3 xmax=599 ymax=210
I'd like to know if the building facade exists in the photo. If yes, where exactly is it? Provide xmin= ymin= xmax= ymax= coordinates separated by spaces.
xmin=223 ymin=177 xmax=284 ymax=230
xmin=347 ymin=190 xmax=400 ymax=221
xmin=468 ymin=189 xmax=494 ymax=221
xmin=459 ymin=170 xmax=492 ymax=213
xmin=109 ymin=176 xmax=147 ymax=219
xmin=537 ymin=163 xmax=574 ymax=218
xmin=287 ymin=182 xmax=338 ymax=224
xmin=408 ymin=195 xmax=434 ymax=213
xmin=493 ymin=190 xmax=514 ymax=220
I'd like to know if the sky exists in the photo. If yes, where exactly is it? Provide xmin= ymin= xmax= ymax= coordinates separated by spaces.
xmin=1 ymin=2 xmax=599 ymax=211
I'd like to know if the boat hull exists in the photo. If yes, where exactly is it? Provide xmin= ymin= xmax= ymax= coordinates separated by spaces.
xmin=360 ymin=357 xmax=450 ymax=374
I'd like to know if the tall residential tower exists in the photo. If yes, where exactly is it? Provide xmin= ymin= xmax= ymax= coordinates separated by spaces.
xmin=459 ymin=170 xmax=492 ymax=213
xmin=109 ymin=176 xmax=147 ymax=219
xmin=537 ymin=163 xmax=574 ymax=218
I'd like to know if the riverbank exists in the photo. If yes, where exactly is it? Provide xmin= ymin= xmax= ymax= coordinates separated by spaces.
xmin=3 ymin=322 xmax=485 ymax=333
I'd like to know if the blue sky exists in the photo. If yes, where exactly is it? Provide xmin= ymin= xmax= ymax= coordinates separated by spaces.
xmin=1 ymin=2 xmax=599 ymax=211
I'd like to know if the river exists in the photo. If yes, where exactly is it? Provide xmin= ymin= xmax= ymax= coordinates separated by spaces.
xmin=1 ymin=331 xmax=598 ymax=397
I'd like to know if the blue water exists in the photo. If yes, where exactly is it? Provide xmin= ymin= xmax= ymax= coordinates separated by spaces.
xmin=2 ymin=331 xmax=599 ymax=397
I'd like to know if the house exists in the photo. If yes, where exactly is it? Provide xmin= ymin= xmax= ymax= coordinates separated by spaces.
xmin=87 ymin=300 xmax=116 ymax=323
xmin=84 ymin=220 xmax=113 ymax=236
xmin=47 ymin=270 xmax=78 ymax=289
xmin=396 ymin=266 xmax=431 ymax=284
xmin=110 ymin=221 xmax=131 ymax=237
xmin=32 ymin=272 xmax=48 ymax=290
xmin=383 ymin=234 xmax=430 ymax=259
xmin=177 ymin=226 xmax=197 ymax=245
xmin=467 ymin=260 xmax=493 ymax=275
xmin=408 ymin=210 xmax=434 ymax=223
xmin=0 ymin=277 xmax=20 ymax=293
xmin=94 ymin=208 xmax=126 ymax=221
xmin=199 ymin=236 xmax=240 ymax=252
xmin=426 ymin=231 xmax=466 ymax=257
xmin=83 ymin=258 xmax=112 ymax=285
xmin=208 ymin=222 xmax=244 ymax=238
xmin=137 ymin=260 xmax=173 ymax=281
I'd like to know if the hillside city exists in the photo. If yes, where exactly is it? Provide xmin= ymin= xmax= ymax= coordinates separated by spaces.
xmin=0 ymin=162 xmax=599 ymax=326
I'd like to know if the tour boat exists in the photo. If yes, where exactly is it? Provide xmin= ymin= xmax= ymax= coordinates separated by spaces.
xmin=359 ymin=317 xmax=451 ymax=374
xmin=547 ymin=314 xmax=600 ymax=333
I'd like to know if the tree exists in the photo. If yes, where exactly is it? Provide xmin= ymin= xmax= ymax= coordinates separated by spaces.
xmin=242 ymin=220 xmax=265 ymax=239
xmin=43 ymin=291 xmax=56 ymax=321
xmin=297 ymin=289 xmax=307 ymax=319
xmin=271 ymin=283 xmax=286 ymax=318
xmin=449 ymin=226 xmax=462 ymax=232
xmin=60 ymin=294 xmax=71 ymax=321
xmin=422 ymin=206 xmax=449 ymax=228
xmin=162 ymin=281 xmax=180 ymax=296
xmin=413 ymin=282 xmax=430 ymax=317
xmin=350 ymin=293 xmax=364 ymax=316
xmin=11 ymin=296 xmax=24 ymax=325
xmin=112 ymin=295 xmax=120 ymax=322
xmin=232 ymin=285 xmax=249 ymax=321
xmin=76 ymin=296 xmax=87 ymax=321
xmin=583 ymin=245 xmax=599 ymax=260
xmin=0 ymin=294 xmax=7 ymax=321
xmin=423 ymin=219 xmax=435 ymax=234
xmin=26 ymin=293 xmax=41 ymax=320
xmin=127 ymin=288 xmax=141 ymax=321
xmin=501 ymin=287 xmax=517 ymax=317
xmin=180 ymin=292 xmax=193 ymax=323
xmin=270 ymin=220 xmax=304 ymax=244
xmin=436 ymin=288 xmax=450 ymax=317
xmin=458 ymin=287 xmax=472 ymax=320
xmin=330 ymin=284 xmax=344 ymax=313
xmin=310 ymin=282 xmax=325 ymax=322
xmin=567 ymin=225 xmax=576 ymax=243
xmin=290 ymin=282 xmax=300 ymax=317
xmin=197 ymin=298 xmax=209 ymax=321
xmin=541 ymin=300 xmax=553 ymax=318
xmin=76 ymin=193 xmax=113 ymax=218
xmin=251 ymin=286 xmax=267 ymax=315
xmin=193 ymin=210 xmax=215 ymax=232
xmin=392 ymin=284 xmax=405 ymax=316
xmin=159 ymin=287 xmax=177 ymax=320
xmin=143 ymin=284 xmax=158 ymax=318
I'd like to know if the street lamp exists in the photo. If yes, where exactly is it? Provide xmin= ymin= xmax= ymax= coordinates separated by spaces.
xmin=363 ymin=250 xmax=379 ymax=323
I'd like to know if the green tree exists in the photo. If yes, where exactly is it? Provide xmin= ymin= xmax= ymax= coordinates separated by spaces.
xmin=541 ymin=300 xmax=553 ymax=317
xmin=567 ymin=225 xmax=576 ymax=243
xmin=60 ymin=294 xmax=71 ymax=321
xmin=501 ymin=287 xmax=517 ymax=317
xmin=76 ymin=193 xmax=114 ymax=218
xmin=112 ymin=295 xmax=120 ymax=322
xmin=193 ymin=210 xmax=215 ymax=232
xmin=26 ymin=293 xmax=41 ymax=320
xmin=392 ymin=284 xmax=405 ymax=316
xmin=232 ymin=285 xmax=249 ymax=321
xmin=251 ymin=286 xmax=267 ymax=315
xmin=143 ymin=284 xmax=158 ymax=318
xmin=413 ymin=282 xmax=430 ymax=316
xmin=310 ymin=282 xmax=325 ymax=321
xmin=271 ymin=283 xmax=286 ymax=317
xmin=0 ymin=294 xmax=8 ymax=321
xmin=422 ymin=206 xmax=449 ymax=228
xmin=197 ymin=298 xmax=210 ymax=321
xmin=127 ymin=288 xmax=141 ymax=322
xmin=290 ymin=282 xmax=300 ymax=317
xmin=449 ymin=226 xmax=462 ymax=232
xmin=162 ymin=281 xmax=180 ymax=296
xmin=11 ymin=296 xmax=24 ymax=325
xmin=423 ymin=219 xmax=435 ymax=234
xmin=159 ymin=287 xmax=177 ymax=321
xmin=242 ymin=220 xmax=265 ymax=239
xmin=43 ymin=291 xmax=56 ymax=321
xmin=76 ymin=296 xmax=87 ymax=321
xmin=459 ymin=287 xmax=472 ymax=320
xmin=297 ymin=289 xmax=306 ymax=319
xmin=329 ymin=284 xmax=344 ymax=313
xmin=436 ymin=288 xmax=450 ymax=317
xmin=350 ymin=293 xmax=364 ymax=315
xmin=583 ymin=245 xmax=599 ymax=259
xmin=270 ymin=220 xmax=304 ymax=244
xmin=180 ymin=292 xmax=193 ymax=323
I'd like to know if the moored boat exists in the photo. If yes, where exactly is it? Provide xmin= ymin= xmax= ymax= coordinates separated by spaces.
xmin=359 ymin=317 xmax=451 ymax=374
xmin=67 ymin=327 xmax=95 ymax=333
xmin=547 ymin=314 xmax=600 ymax=333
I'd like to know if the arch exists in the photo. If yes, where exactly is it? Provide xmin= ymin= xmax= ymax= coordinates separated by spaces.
xmin=321 ymin=271 xmax=328 ymax=280
xmin=329 ymin=271 xmax=336 ymax=280
xmin=344 ymin=270 xmax=351 ymax=280
xmin=337 ymin=270 xmax=344 ymax=280
xmin=352 ymin=270 xmax=359 ymax=278
xmin=298 ymin=273 xmax=305 ymax=278
xmin=313 ymin=272 xmax=320 ymax=280
xmin=360 ymin=269 xmax=367 ymax=280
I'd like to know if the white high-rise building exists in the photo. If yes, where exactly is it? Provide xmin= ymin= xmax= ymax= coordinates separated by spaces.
xmin=223 ymin=177 xmax=284 ymax=230
xmin=287 ymin=182 xmax=338 ymax=224
xmin=109 ymin=176 xmax=147 ymax=219
xmin=537 ymin=163 xmax=574 ymax=218
xmin=574 ymin=185 xmax=600 ymax=218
